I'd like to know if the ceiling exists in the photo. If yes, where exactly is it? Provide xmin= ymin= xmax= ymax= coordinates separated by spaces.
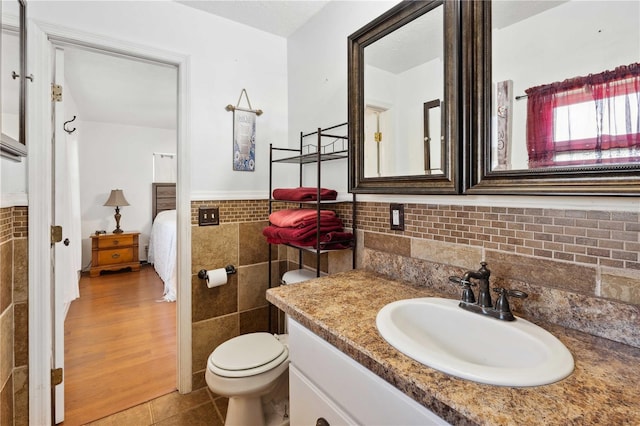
xmin=175 ymin=0 xmax=330 ymax=38
xmin=62 ymin=48 xmax=178 ymax=130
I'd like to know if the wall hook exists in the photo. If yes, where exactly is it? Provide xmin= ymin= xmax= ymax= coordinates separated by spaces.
xmin=63 ymin=116 xmax=77 ymax=134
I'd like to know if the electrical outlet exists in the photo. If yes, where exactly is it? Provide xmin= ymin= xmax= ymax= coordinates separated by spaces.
xmin=390 ymin=203 xmax=404 ymax=231
xmin=199 ymin=207 xmax=220 ymax=226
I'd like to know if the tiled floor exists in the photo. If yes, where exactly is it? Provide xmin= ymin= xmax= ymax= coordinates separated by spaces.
xmin=86 ymin=388 xmax=228 ymax=426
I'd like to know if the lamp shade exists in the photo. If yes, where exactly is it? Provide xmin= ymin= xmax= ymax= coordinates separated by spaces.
xmin=103 ymin=189 xmax=130 ymax=207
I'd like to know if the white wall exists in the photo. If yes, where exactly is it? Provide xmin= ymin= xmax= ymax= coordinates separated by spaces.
xmin=0 ymin=110 xmax=27 ymax=204
xmin=287 ymin=1 xmax=399 ymax=195
xmin=78 ymin=121 xmax=175 ymax=267
xmin=26 ymin=0 xmax=288 ymax=201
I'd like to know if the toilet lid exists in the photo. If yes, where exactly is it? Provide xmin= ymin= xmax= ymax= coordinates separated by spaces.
xmin=208 ymin=333 xmax=288 ymax=378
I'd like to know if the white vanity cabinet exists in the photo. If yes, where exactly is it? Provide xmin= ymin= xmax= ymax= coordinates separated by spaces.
xmin=288 ymin=319 xmax=450 ymax=426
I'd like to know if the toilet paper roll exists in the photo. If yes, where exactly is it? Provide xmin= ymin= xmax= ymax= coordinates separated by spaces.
xmin=205 ymin=268 xmax=227 ymax=288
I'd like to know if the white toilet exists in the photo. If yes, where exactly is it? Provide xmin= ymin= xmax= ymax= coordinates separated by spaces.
xmin=206 ymin=269 xmax=318 ymax=426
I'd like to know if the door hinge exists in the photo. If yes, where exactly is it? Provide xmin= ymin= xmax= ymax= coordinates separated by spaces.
xmin=51 ymin=368 xmax=63 ymax=386
xmin=51 ymin=84 xmax=62 ymax=102
xmin=51 ymin=225 xmax=63 ymax=245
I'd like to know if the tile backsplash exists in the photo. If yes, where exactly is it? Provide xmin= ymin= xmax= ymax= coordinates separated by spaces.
xmin=358 ymin=203 xmax=639 ymax=270
xmin=189 ymin=199 xmax=639 ymax=353
xmin=356 ymin=201 xmax=640 ymax=348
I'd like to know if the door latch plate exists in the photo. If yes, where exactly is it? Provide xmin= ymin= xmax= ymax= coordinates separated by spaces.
xmin=51 ymin=225 xmax=63 ymax=244
xmin=51 ymin=368 xmax=63 ymax=386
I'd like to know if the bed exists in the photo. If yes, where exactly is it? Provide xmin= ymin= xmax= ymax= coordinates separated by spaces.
xmin=148 ymin=183 xmax=177 ymax=301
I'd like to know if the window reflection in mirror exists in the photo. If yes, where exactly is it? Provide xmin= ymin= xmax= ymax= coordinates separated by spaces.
xmin=363 ymin=3 xmax=444 ymax=178
xmin=491 ymin=0 xmax=640 ymax=172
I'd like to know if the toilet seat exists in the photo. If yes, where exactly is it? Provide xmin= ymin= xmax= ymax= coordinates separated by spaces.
xmin=208 ymin=333 xmax=288 ymax=378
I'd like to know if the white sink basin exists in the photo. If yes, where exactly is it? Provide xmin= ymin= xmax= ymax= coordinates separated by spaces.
xmin=376 ymin=297 xmax=574 ymax=387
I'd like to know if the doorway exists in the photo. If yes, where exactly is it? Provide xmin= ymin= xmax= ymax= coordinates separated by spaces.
xmin=27 ymin=19 xmax=191 ymax=425
xmin=53 ymin=43 xmax=179 ymax=424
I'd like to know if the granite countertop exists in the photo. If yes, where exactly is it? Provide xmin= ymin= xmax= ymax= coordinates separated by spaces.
xmin=266 ymin=269 xmax=640 ymax=425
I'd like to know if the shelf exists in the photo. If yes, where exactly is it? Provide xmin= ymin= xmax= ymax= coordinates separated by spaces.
xmin=284 ymin=241 xmax=354 ymax=253
xmin=272 ymin=150 xmax=348 ymax=164
xmin=267 ymin=122 xmax=356 ymax=314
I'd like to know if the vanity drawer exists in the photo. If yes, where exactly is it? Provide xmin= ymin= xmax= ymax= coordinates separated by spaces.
xmin=98 ymin=234 xmax=134 ymax=248
xmin=97 ymin=248 xmax=133 ymax=265
xmin=290 ymin=365 xmax=356 ymax=426
xmin=288 ymin=319 xmax=449 ymax=425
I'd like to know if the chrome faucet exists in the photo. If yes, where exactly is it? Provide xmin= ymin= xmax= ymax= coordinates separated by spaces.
xmin=450 ymin=262 xmax=527 ymax=321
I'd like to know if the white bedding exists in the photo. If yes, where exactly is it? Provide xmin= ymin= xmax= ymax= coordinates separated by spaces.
xmin=148 ymin=209 xmax=177 ymax=302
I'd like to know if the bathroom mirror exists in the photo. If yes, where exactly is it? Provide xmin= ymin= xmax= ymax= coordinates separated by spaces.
xmin=349 ymin=0 xmax=461 ymax=194
xmin=1 ymin=0 xmax=27 ymax=160
xmin=466 ymin=0 xmax=640 ymax=195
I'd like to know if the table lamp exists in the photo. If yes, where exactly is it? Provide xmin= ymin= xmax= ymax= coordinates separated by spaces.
xmin=104 ymin=189 xmax=130 ymax=234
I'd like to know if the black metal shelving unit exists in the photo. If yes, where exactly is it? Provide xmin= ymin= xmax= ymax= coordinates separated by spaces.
xmin=267 ymin=122 xmax=356 ymax=293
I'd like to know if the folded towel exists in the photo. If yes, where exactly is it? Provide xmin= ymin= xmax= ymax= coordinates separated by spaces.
xmin=263 ymin=230 xmax=353 ymax=250
xmin=263 ymin=222 xmax=344 ymax=243
xmin=272 ymin=187 xmax=338 ymax=202
xmin=269 ymin=208 xmax=337 ymax=228
xmin=321 ymin=231 xmax=353 ymax=243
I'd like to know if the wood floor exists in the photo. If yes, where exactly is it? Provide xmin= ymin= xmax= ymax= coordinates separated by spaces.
xmin=63 ymin=265 xmax=177 ymax=426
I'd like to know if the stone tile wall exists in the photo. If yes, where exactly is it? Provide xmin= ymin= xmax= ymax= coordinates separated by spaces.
xmin=190 ymin=201 xmax=276 ymax=389
xmin=190 ymin=197 xmax=640 ymax=387
xmin=356 ymin=201 xmax=640 ymax=348
xmin=189 ymin=200 xmax=353 ymax=390
xmin=0 ymin=207 xmax=28 ymax=426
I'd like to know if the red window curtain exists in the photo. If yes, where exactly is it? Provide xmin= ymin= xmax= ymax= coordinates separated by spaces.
xmin=525 ymin=63 xmax=640 ymax=167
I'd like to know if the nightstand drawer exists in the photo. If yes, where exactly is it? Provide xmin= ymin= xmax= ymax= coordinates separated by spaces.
xmin=97 ymin=248 xmax=133 ymax=265
xmin=98 ymin=235 xmax=134 ymax=249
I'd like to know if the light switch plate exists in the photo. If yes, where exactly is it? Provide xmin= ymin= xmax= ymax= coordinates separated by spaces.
xmin=199 ymin=207 xmax=219 ymax=226
xmin=390 ymin=203 xmax=404 ymax=231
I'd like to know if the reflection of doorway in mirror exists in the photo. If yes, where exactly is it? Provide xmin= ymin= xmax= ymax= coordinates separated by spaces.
xmin=423 ymin=99 xmax=443 ymax=174
xmin=364 ymin=105 xmax=392 ymax=177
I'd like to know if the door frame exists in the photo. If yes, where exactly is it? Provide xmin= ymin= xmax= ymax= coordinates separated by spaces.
xmin=28 ymin=19 xmax=192 ymax=425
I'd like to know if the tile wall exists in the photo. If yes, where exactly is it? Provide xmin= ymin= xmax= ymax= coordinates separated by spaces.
xmin=10 ymin=196 xmax=640 ymax=399
xmin=356 ymin=202 xmax=640 ymax=348
xmin=0 ymin=206 xmax=28 ymax=426
xmin=189 ymin=200 xmax=353 ymax=390
xmin=189 ymin=197 xmax=640 ymax=390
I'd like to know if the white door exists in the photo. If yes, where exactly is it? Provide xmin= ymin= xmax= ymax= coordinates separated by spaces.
xmin=52 ymin=46 xmax=82 ymax=424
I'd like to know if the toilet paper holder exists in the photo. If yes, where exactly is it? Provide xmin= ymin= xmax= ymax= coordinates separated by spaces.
xmin=198 ymin=265 xmax=237 ymax=281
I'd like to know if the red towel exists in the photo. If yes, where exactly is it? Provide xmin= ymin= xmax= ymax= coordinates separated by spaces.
xmin=269 ymin=209 xmax=338 ymax=228
xmin=317 ymin=231 xmax=354 ymax=249
xmin=263 ymin=227 xmax=353 ymax=249
xmin=263 ymin=222 xmax=344 ymax=242
xmin=272 ymin=187 xmax=338 ymax=201
xmin=321 ymin=231 xmax=353 ymax=243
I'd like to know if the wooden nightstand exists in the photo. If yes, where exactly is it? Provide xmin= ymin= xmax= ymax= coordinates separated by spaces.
xmin=90 ymin=232 xmax=140 ymax=277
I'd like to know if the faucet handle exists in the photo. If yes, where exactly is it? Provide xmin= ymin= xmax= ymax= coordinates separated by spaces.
xmin=498 ymin=288 xmax=528 ymax=299
xmin=450 ymin=276 xmax=476 ymax=303
xmin=492 ymin=288 xmax=528 ymax=321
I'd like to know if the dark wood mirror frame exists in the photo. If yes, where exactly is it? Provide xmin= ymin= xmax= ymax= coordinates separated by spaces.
xmin=18 ymin=0 xmax=26 ymax=147
xmin=348 ymin=0 xmax=462 ymax=195
xmin=464 ymin=1 xmax=640 ymax=196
